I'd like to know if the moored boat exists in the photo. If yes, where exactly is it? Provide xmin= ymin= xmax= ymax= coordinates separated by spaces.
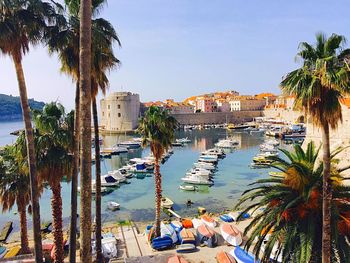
xmin=196 ymin=224 xmax=217 ymax=248
xmin=161 ymin=196 xmax=174 ymax=209
xmin=230 ymin=246 xmax=260 ymax=263
xmin=176 ymin=243 xmax=196 ymax=253
xmin=216 ymin=250 xmax=236 ymax=263
xmin=107 ymin=201 xmax=120 ymax=211
xmin=220 ymin=223 xmax=242 ymax=246
xmin=181 ymin=174 xmax=213 ymax=185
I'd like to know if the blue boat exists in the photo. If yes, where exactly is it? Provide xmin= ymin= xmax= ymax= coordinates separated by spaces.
xmin=230 ymin=246 xmax=260 ymax=263
xmin=151 ymin=236 xmax=173 ymax=250
xmin=219 ymin=214 xmax=233 ymax=222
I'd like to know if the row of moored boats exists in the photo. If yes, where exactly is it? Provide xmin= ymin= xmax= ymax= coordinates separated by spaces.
xmin=251 ymin=139 xmax=280 ymax=168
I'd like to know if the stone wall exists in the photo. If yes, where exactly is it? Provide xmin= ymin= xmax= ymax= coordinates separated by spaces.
xmin=171 ymin=111 xmax=263 ymax=125
xmin=263 ymin=108 xmax=304 ymax=123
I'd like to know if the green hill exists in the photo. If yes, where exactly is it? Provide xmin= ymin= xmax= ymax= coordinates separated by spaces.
xmin=0 ymin=93 xmax=45 ymax=121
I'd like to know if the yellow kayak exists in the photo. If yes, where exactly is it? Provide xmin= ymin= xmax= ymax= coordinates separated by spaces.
xmin=4 ymin=246 xmax=21 ymax=259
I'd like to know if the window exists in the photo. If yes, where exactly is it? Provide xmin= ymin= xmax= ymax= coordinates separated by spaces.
xmin=117 ymin=104 xmax=121 ymax=109
xmin=118 ymin=113 xmax=121 ymax=117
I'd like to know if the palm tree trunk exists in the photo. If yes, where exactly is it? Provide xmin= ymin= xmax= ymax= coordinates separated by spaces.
xmin=79 ymin=0 xmax=92 ymax=261
xmin=12 ymin=54 xmax=43 ymax=263
xmin=69 ymin=82 xmax=80 ymax=263
xmin=51 ymin=180 xmax=64 ymax=263
xmin=18 ymin=199 xmax=30 ymax=255
xmin=92 ymin=98 xmax=102 ymax=262
xmin=321 ymin=122 xmax=331 ymax=263
xmin=154 ymin=159 xmax=162 ymax=237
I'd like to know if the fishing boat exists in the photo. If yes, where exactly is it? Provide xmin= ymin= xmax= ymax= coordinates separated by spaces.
xmin=0 ymin=222 xmax=13 ymax=242
xmin=230 ymin=246 xmax=260 ymax=263
xmin=196 ymin=224 xmax=217 ymax=248
xmin=161 ymin=222 xmax=178 ymax=244
xmin=176 ymin=243 xmax=196 ymax=253
xmin=170 ymin=221 xmax=183 ymax=232
xmin=0 ymin=247 xmax=7 ymax=259
xmin=167 ymin=255 xmax=189 ymax=263
xmin=181 ymin=174 xmax=213 ymax=185
xmin=107 ymin=201 xmax=120 ymax=211
xmin=161 ymin=196 xmax=174 ymax=209
xmin=193 ymin=162 xmax=216 ymax=171
xmin=201 ymin=215 xmax=217 ymax=228
xmin=191 ymin=218 xmax=203 ymax=229
xmin=3 ymin=246 xmax=21 ymax=259
xmin=179 ymin=228 xmax=196 ymax=244
xmin=179 ymin=185 xmax=196 ymax=191
xmin=216 ymin=250 xmax=236 ymax=263
xmin=220 ymin=223 xmax=242 ymax=246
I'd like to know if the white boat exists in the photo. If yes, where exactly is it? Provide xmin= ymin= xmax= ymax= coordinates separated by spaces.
xmin=201 ymin=148 xmax=226 ymax=158
xmin=181 ymin=174 xmax=213 ymax=185
xmin=256 ymin=151 xmax=278 ymax=158
xmin=220 ymin=223 xmax=242 ymax=246
xmin=101 ymin=236 xmax=118 ymax=259
xmin=193 ymin=162 xmax=216 ymax=171
xmin=179 ymin=185 xmax=196 ymax=191
xmin=160 ymin=222 xmax=178 ymax=243
xmin=161 ymin=196 xmax=174 ymax=209
xmin=95 ymin=175 xmax=119 ymax=187
xmin=198 ymin=155 xmax=218 ymax=163
xmin=117 ymin=141 xmax=141 ymax=149
xmin=176 ymin=137 xmax=191 ymax=143
xmin=118 ymin=168 xmax=133 ymax=178
xmin=187 ymin=168 xmax=212 ymax=177
xmin=107 ymin=201 xmax=120 ymax=211
xmin=215 ymin=139 xmax=236 ymax=148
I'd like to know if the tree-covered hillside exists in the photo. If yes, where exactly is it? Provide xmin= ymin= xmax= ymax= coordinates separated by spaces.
xmin=0 ymin=94 xmax=45 ymax=121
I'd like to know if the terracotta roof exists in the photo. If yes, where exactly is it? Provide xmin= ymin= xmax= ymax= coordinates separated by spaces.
xmin=340 ymin=98 xmax=350 ymax=108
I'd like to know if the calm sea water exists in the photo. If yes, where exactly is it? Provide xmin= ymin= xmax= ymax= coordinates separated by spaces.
xmin=0 ymin=120 xmax=286 ymax=232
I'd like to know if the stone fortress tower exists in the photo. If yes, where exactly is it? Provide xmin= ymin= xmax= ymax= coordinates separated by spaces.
xmin=100 ymin=92 xmax=140 ymax=132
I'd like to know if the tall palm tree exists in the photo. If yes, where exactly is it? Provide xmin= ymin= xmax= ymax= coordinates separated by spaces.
xmin=0 ymin=144 xmax=34 ymax=255
xmin=32 ymin=103 xmax=74 ymax=263
xmin=236 ymin=142 xmax=350 ymax=262
xmin=280 ymin=33 xmax=350 ymax=263
xmin=0 ymin=1 xmax=56 ymax=261
xmin=137 ymin=106 xmax=178 ymax=237
xmin=79 ymin=0 xmax=92 ymax=261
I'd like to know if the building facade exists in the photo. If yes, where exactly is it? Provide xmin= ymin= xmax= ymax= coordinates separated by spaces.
xmin=100 ymin=92 xmax=140 ymax=132
xmin=229 ymin=97 xmax=266 ymax=111
xmin=195 ymin=97 xmax=216 ymax=112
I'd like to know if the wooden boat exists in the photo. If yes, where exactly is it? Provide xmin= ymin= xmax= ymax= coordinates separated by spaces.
xmin=4 ymin=246 xmax=21 ymax=259
xmin=220 ymin=223 xmax=242 ymax=246
xmin=176 ymin=243 xmax=196 ymax=253
xmin=170 ymin=220 xmax=183 ymax=232
xmin=0 ymin=246 xmax=7 ymax=259
xmin=161 ymin=222 xmax=178 ymax=244
xmin=152 ymin=236 xmax=173 ymax=250
xmin=201 ymin=215 xmax=217 ymax=228
xmin=179 ymin=185 xmax=196 ymax=191
xmin=196 ymin=224 xmax=217 ymax=248
xmin=230 ymin=246 xmax=260 ymax=263
xmin=107 ymin=201 xmax=120 ymax=211
xmin=181 ymin=219 xmax=193 ymax=229
xmin=220 ymin=214 xmax=233 ymax=222
xmin=191 ymin=218 xmax=203 ymax=229
xmin=216 ymin=250 xmax=236 ymax=263
xmin=0 ymin=222 xmax=13 ymax=242
xmin=167 ymin=255 xmax=189 ymax=263
xmin=161 ymin=196 xmax=174 ymax=209
xmin=179 ymin=228 xmax=196 ymax=245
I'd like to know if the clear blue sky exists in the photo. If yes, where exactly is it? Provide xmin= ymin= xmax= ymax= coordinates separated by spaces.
xmin=1 ymin=0 xmax=350 ymax=110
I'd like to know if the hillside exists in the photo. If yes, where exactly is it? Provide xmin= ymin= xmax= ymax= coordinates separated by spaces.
xmin=0 ymin=94 xmax=45 ymax=121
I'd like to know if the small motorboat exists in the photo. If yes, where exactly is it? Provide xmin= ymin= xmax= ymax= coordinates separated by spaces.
xmin=181 ymin=174 xmax=213 ymax=185
xmin=152 ymin=236 xmax=173 ymax=250
xmin=170 ymin=221 xmax=183 ymax=232
xmin=220 ymin=214 xmax=234 ymax=222
xmin=201 ymin=215 xmax=217 ymax=228
xmin=193 ymin=162 xmax=216 ymax=171
xmin=107 ymin=201 xmax=120 ymax=211
xmin=161 ymin=222 xmax=178 ymax=244
xmin=196 ymin=224 xmax=217 ymax=248
xmin=220 ymin=223 xmax=242 ymax=246
xmin=230 ymin=246 xmax=260 ymax=263
xmin=198 ymin=155 xmax=218 ymax=164
xmin=176 ymin=243 xmax=196 ymax=253
xmin=161 ymin=196 xmax=174 ymax=209
xmin=167 ymin=254 xmax=189 ymax=263
xmin=216 ymin=250 xmax=236 ymax=263
xmin=179 ymin=185 xmax=196 ymax=191
xmin=191 ymin=218 xmax=203 ymax=229
xmin=117 ymin=141 xmax=141 ymax=149
xmin=179 ymin=228 xmax=196 ymax=245
xmin=0 ymin=222 xmax=12 ymax=242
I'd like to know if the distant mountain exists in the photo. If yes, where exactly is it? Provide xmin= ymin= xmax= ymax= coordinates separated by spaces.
xmin=0 ymin=93 xmax=45 ymax=121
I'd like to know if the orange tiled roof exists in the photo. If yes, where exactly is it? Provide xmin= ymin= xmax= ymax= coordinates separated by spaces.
xmin=340 ymin=98 xmax=350 ymax=108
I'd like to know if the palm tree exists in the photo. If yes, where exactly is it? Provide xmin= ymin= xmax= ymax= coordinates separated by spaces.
xmin=137 ymin=106 xmax=178 ymax=237
xmin=32 ymin=103 xmax=73 ymax=263
xmin=280 ymin=33 xmax=350 ymax=263
xmin=0 ymin=144 xmax=34 ymax=255
xmin=236 ymin=142 xmax=350 ymax=262
xmin=0 ymin=1 xmax=56 ymax=261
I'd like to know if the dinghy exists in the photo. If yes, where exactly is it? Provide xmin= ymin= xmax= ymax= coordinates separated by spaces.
xmin=230 ymin=246 xmax=260 ymax=263
xmin=170 ymin=221 xmax=183 ymax=232
xmin=201 ymin=215 xmax=217 ymax=228
xmin=107 ymin=201 xmax=120 ymax=211
xmin=196 ymin=224 xmax=217 ymax=248
xmin=191 ymin=218 xmax=203 ymax=229
xmin=152 ymin=236 xmax=173 ymax=250
xmin=179 ymin=185 xmax=196 ymax=191
xmin=176 ymin=243 xmax=196 ymax=253
xmin=0 ymin=222 xmax=12 ymax=242
xmin=220 ymin=214 xmax=233 ymax=222
xmin=216 ymin=250 xmax=236 ymax=263
xmin=220 ymin=223 xmax=242 ymax=246
xmin=179 ymin=228 xmax=196 ymax=245
xmin=161 ymin=222 xmax=178 ymax=243
xmin=167 ymin=255 xmax=189 ymax=263
xmin=161 ymin=196 xmax=174 ymax=209
xmin=3 ymin=246 xmax=20 ymax=259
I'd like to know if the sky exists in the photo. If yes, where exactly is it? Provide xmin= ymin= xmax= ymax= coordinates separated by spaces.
xmin=1 ymin=0 xmax=350 ymax=110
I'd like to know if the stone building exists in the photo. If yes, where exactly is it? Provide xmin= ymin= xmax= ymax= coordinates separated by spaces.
xmin=100 ymin=92 xmax=140 ymax=132
xmin=195 ymin=97 xmax=216 ymax=112
xmin=229 ymin=97 xmax=266 ymax=111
